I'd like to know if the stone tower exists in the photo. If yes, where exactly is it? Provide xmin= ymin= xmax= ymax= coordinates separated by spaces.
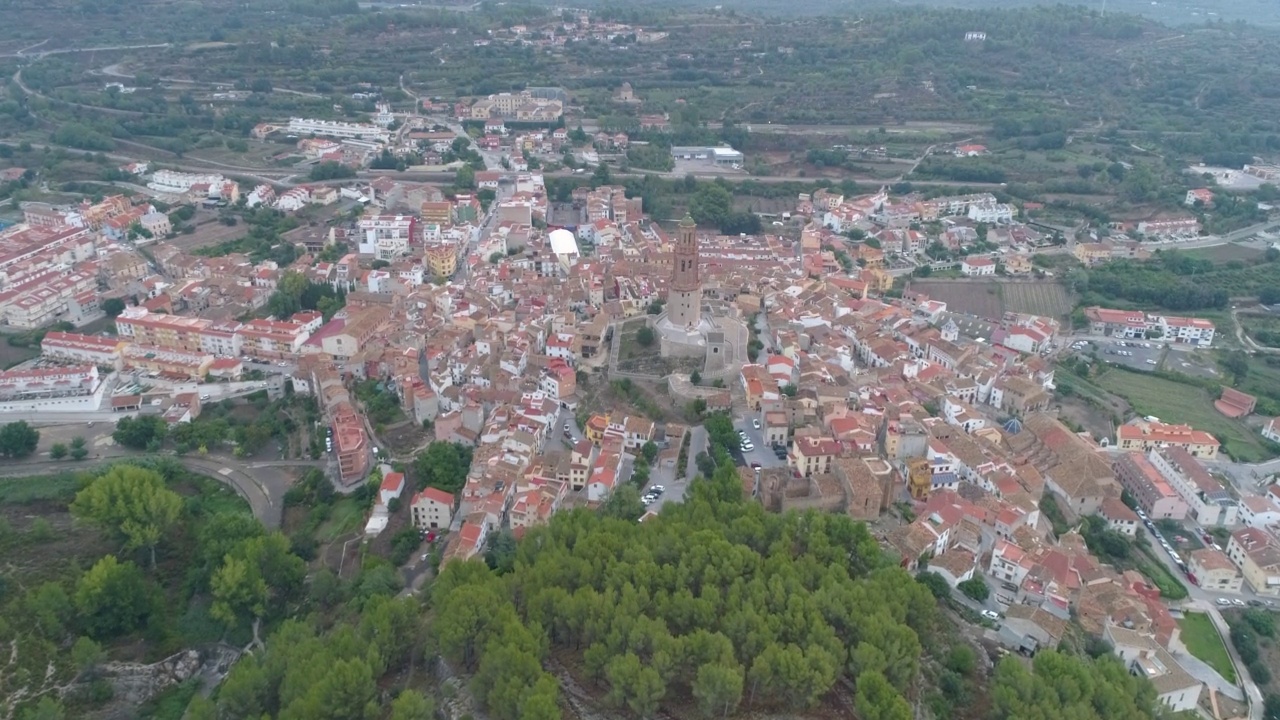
xmin=668 ymin=214 xmax=701 ymax=329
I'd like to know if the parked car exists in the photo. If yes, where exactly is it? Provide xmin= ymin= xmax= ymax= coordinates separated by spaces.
xmin=752 ymin=418 xmax=761 ymax=429
xmin=1216 ymin=598 xmax=1232 ymax=606
xmin=1233 ymin=598 xmax=1246 ymax=606
xmin=741 ymin=441 xmax=755 ymax=452
xmin=981 ymin=610 xmax=1000 ymax=621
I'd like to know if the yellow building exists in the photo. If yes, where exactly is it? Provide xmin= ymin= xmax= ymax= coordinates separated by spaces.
xmin=864 ymin=267 xmax=894 ymax=294
xmin=1073 ymin=242 xmax=1112 ymax=267
xmin=425 ymin=244 xmax=458 ymax=279
xmin=906 ymin=457 xmax=932 ymax=500
xmin=789 ymin=436 xmax=841 ymax=478
xmin=585 ymin=414 xmax=608 ymax=444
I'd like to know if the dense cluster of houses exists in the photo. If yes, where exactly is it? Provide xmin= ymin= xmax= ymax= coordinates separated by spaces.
xmin=6 ymin=157 xmax=1275 ymax=708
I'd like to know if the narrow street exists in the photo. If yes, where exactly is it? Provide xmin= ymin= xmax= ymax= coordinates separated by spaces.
xmin=1136 ymin=522 xmax=1267 ymax=720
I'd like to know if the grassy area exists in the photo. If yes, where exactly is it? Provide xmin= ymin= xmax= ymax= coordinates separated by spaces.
xmin=1132 ymin=545 xmax=1188 ymax=600
xmin=0 ymin=471 xmax=82 ymax=505
xmin=1094 ymin=369 xmax=1271 ymax=462
xmin=1179 ymin=612 xmax=1237 ymax=684
xmin=318 ymin=496 xmax=367 ymax=543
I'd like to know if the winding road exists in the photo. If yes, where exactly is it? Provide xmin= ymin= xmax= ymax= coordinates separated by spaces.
xmin=0 ymin=449 xmax=321 ymax=529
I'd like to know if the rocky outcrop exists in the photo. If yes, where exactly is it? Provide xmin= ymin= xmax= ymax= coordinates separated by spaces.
xmin=99 ymin=649 xmax=202 ymax=707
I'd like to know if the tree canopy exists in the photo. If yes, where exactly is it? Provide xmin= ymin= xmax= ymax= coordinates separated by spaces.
xmin=411 ymin=441 xmax=473 ymax=494
xmin=70 ymin=465 xmax=184 ymax=567
xmin=431 ymin=462 xmax=930 ymax=717
xmin=990 ymin=650 xmax=1158 ymax=720
xmin=0 ymin=420 xmax=40 ymax=458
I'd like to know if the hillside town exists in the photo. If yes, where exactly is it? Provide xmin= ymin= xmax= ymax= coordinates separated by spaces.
xmin=2 ymin=113 xmax=1280 ymax=720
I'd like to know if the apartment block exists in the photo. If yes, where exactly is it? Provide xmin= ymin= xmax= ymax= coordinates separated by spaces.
xmin=1226 ymin=528 xmax=1280 ymax=597
xmin=1112 ymin=452 xmax=1188 ymax=520
xmin=40 ymin=331 xmax=125 ymax=369
xmin=1147 ymin=448 xmax=1237 ymax=526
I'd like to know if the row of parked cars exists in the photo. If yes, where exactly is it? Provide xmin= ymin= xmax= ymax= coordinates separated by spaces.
xmin=1139 ymin=508 xmax=1194 ymax=581
xmin=1139 ymin=507 xmax=1275 ymax=607
xmin=642 ymin=485 xmax=665 ymax=506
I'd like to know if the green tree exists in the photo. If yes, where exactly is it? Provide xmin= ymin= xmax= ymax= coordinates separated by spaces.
xmin=689 ymin=183 xmax=734 ymax=228
xmin=1264 ymin=693 xmax=1280 ymax=720
xmin=389 ymin=691 xmax=435 ymax=720
xmin=195 ymin=512 xmax=265 ymax=583
xmin=958 ymin=577 xmax=989 ymax=602
xmin=990 ymin=651 xmax=1157 ymax=719
xmin=412 ymin=441 xmax=473 ymax=493
xmin=1243 ymin=608 xmax=1276 ymax=638
xmin=456 ymin=164 xmax=476 ymax=189
xmin=211 ymin=532 xmax=305 ymax=644
xmin=602 ymin=484 xmax=645 ymax=521
xmin=484 ymin=530 xmax=518 ymax=574
xmin=641 ymin=440 xmax=659 ymax=464
xmin=71 ymin=636 xmax=106 ymax=677
xmin=111 ymin=415 xmax=167 ymax=450
xmin=18 ymin=697 xmax=65 ymax=720
xmin=49 ymin=443 xmax=68 ymax=460
xmin=0 ymin=420 xmax=40 ymax=458
xmin=310 ymin=161 xmax=356 ymax=181
xmin=280 ymin=658 xmax=378 ymax=720
xmin=850 ymin=612 xmax=921 ymax=692
xmin=74 ymin=555 xmax=152 ymax=639
xmin=69 ymin=436 xmax=88 ymax=461
xmin=71 ymin=465 xmax=183 ymax=567
xmin=693 ymin=662 xmax=744 ymax=718
xmin=916 ymin=571 xmax=951 ymax=599
xmin=1222 ymin=351 xmax=1250 ymax=386
xmin=855 ymin=671 xmax=911 ymax=720
xmin=101 ymin=297 xmax=126 ymax=317
xmin=25 ymin=582 xmax=73 ymax=639
xmin=636 ymin=325 xmax=656 ymax=347
xmin=606 ymin=652 xmax=666 ymax=718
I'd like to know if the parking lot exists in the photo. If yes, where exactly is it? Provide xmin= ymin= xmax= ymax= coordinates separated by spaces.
xmin=733 ymin=416 xmax=790 ymax=469
xmin=1088 ymin=338 xmax=1167 ymax=372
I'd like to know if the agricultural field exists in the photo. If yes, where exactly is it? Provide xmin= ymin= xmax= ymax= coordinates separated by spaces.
xmin=1093 ymin=369 xmax=1272 ymax=462
xmin=1236 ymin=312 xmax=1280 ymax=349
xmin=1183 ymin=243 xmax=1267 ymax=265
xmin=906 ymin=279 xmax=1075 ymax=321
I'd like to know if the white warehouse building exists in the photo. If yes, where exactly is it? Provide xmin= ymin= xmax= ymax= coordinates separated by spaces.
xmin=670 ymin=145 xmax=744 ymax=166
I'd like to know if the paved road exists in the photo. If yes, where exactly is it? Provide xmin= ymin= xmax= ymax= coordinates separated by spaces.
xmin=683 ymin=425 xmax=707 ymax=480
xmin=0 ymin=41 xmax=171 ymax=58
xmin=1137 ymin=522 xmax=1266 ymax=720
